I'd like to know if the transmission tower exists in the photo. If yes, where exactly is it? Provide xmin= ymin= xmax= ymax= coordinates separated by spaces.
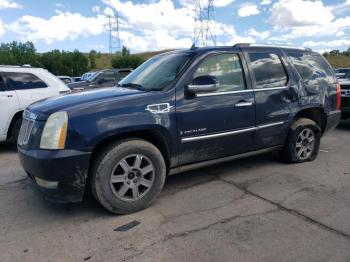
xmin=106 ymin=11 xmax=121 ymax=54
xmin=193 ymin=0 xmax=216 ymax=47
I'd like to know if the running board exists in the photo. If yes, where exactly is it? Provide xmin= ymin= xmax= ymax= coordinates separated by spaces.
xmin=169 ymin=146 xmax=283 ymax=175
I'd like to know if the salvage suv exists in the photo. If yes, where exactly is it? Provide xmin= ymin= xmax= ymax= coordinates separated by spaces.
xmin=18 ymin=44 xmax=341 ymax=214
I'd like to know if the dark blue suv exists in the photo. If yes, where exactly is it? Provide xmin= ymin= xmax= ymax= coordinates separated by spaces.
xmin=18 ymin=44 xmax=341 ymax=214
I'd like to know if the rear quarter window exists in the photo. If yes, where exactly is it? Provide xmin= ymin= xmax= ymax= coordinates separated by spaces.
xmin=248 ymin=52 xmax=288 ymax=89
xmin=287 ymin=53 xmax=335 ymax=86
xmin=4 ymin=72 xmax=48 ymax=90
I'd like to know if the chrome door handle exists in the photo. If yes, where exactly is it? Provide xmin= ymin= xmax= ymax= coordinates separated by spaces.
xmin=235 ymin=101 xmax=253 ymax=107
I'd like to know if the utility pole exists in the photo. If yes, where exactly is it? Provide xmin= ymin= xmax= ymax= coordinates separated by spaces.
xmin=106 ymin=11 xmax=121 ymax=54
xmin=193 ymin=0 xmax=216 ymax=47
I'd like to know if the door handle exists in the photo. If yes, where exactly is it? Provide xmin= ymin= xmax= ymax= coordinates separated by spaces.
xmin=235 ymin=101 xmax=253 ymax=107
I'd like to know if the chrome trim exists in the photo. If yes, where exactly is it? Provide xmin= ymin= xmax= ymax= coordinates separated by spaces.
xmin=181 ymin=127 xmax=256 ymax=143
xmin=169 ymin=145 xmax=284 ymax=175
xmin=258 ymin=121 xmax=285 ymax=129
xmin=253 ymin=86 xmax=288 ymax=92
xmin=196 ymin=89 xmax=253 ymax=97
xmin=181 ymin=121 xmax=285 ymax=143
xmin=235 ymin=102 xmax=253 ymax=107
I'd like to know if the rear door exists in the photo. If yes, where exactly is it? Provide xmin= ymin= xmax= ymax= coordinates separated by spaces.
xmin=0 ymin=73 xmax=20 ymax=139
xmin=176 ymin=51 xmax=256 ymax=165
xmin=3 ymin=71 xmax=51 ymax=109
xmin=243 ymin=48 xmax=296 ymax=148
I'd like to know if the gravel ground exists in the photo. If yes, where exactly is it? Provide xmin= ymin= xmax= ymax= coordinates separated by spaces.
xmin=0 ymin=121 xmax=350 ymax=262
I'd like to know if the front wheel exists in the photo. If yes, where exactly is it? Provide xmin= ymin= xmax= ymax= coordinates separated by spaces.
xmin=90 ymin=138 xmax=166 ymax=214
xmin=281 ymin=118 xmax=321 ymax=163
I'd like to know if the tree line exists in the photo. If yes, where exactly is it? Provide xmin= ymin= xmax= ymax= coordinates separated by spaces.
xmin=0 ymin=41 xmax=145 ymax=76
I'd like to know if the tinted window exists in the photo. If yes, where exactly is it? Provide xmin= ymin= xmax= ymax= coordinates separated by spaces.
xmin=0 ymin=75 xmax=6 ymax=91
xmin=288 ymin=53 xmax=335 ymax=86
xmin=4 ymin=72 xmax=47 ymax=90
xmin=248 ymin=52 xmax=288 ymax=89
xmin=103 ymin=71 xmax=116 ymax=81
xmin=193 ymin=53 xmax=246 ymax=92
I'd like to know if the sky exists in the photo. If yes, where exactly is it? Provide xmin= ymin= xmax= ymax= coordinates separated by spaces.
xmin=0 ymin=0 xmax=350 ymax=53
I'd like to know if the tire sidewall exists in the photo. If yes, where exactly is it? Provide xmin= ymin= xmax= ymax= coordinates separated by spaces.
xmin=287 ymin=122 xmax=321 ymax=163
xmin=92 ymin=139 xmax=166 ymax=214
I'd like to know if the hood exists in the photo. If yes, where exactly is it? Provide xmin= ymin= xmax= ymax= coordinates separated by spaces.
xmin=67 ymin=80 xmax=92 ymax=89
xmin=28 ymin=87 xmax=144 ymax=120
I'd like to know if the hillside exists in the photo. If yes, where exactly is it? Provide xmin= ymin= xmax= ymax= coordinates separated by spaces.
xmin=93 ymin=50 xmax=350 ymax=70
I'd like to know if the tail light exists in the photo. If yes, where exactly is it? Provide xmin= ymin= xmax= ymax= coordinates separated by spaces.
xmin=336 ymin=82 xmax=341 ymax=110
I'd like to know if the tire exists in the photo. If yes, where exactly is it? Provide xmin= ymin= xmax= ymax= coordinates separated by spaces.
xmin=11 ymin=118 xmax=22 ymax=142
xmin=90 ymin=138 xmax=166 ymax=214
xmin=281 ymin=118 xmax=321 ymax=163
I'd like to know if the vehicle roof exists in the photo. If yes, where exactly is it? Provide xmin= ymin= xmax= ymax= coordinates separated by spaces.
xmin=162 ymin=43 xmax=316 ymax=56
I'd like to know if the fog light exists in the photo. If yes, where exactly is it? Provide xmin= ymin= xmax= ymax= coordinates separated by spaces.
xmin=35 ymin=177 xmax=58 ymax=189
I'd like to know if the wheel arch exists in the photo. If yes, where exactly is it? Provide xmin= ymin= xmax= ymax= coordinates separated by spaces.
xmin=6 ymin=110 xmax=23 ymax=140
xmin=293 ymin=106 xmax=327 ymax=134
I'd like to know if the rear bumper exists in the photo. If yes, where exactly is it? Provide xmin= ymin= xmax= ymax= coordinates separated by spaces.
xmin=18 ymin=147 xmax=91 ymax=203
xmin=324 ymin=110 xmax=341 ymax=133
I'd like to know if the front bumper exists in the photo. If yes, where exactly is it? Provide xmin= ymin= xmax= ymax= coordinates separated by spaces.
xmin=18 ymin=147 xmax=91 ymax=203
xmin=324 ymin=110 xmax=341 ymax=133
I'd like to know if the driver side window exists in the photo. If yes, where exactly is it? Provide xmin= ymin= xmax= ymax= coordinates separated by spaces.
xmin=193 ymin=53 xmax=246 ymax=93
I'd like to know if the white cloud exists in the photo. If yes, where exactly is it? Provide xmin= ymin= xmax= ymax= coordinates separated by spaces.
xmin=92 ymin=5 xmax=101 ymax=13
xmin=0 ymin=0 xmax=22 ymax=9
xmin=0 ymin=18 xmax=6 ymax=36
xmin=304 ymin=39 xmax=350 ymax=49
xmin=9 ymin=11 xmax=106 ymax=44
xmin=247 ymin=28 xmax=270 ymax=40
xmin=270 ymin=0 xmax=334 ymax=27
xmin=261 ymin=0 xmax=272 ymax=5
xmin=214 ymin=0 xmax=235 ymax=7
xmin=55 ymin=3 xmax=65 ymax=8
xmin=238 ymin=4 xmax=260 ymax=17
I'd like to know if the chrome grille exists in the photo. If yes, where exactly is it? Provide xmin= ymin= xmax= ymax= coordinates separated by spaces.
xmin=18 ymin=111 xmax=37 ymax=146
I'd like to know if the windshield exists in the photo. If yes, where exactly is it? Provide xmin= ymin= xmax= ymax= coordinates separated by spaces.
xmin=336 ymin=69 xmax=349 ymax=74
xmin=119 ymin=53 xmax=192 ymax=91
xmin=87 ymin=72 xmax=101 ymax=82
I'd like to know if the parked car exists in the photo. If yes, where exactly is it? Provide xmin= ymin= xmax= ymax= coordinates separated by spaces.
xmin=57 ymin=75 xmax=72 ymax=84
xmin=0 ymin=65 xmax=70 ymax=142
xmin=339 ymin=79 xmax=350 ymax=120
xmin=72 ymin=76 xmax=82 ymax=82
xmin=334 ymin=68 xmax=350 ymax=79
xmin=68 ymin=69 xmax=132 ymax=92
xmin=81 ymin=72 xmax=95 ymax=81
xmin=18 ymin=44 xmax=340 ymax=214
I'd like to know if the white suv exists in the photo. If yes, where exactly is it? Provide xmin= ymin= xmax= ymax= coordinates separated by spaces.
xmin=0 ymin=66 xmax=70 ymax=142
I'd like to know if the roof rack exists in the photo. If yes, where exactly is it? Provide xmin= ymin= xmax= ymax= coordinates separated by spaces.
xmin=233 ymin=43 xmax=312 ymax=51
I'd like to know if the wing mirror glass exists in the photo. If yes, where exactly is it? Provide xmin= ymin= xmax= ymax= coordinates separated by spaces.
xmin=187 ymin=75 xmax=220 ymax=95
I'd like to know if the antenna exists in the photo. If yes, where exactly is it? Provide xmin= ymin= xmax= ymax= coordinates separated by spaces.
xmin=193 ymin=0 xmax=216 ymax=47
xmin=105 ymin=11 xmax=121 ymax=54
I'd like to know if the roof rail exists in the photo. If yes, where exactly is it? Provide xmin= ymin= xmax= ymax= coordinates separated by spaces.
xmin=0 ymin=64 xmax=33 ymax=68
xmin=233 ymin=43 xmax=312 ymax=51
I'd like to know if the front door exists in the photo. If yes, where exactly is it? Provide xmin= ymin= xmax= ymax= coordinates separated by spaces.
xmin=176 ymin=52 xmax=256 ymax=165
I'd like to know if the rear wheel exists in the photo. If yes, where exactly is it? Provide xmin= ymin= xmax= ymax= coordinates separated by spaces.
xmin=281 ymin=118 xmax=321 ymax=163
xmin=90 ymin=138 xmax=166 ymax=214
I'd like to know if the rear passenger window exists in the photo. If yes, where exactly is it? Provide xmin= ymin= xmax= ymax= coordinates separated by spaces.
xmin=4 ymin=72 xmax=47 ymax=90
xmin=103 ymin=71 xmax=116 ymax=81
xmin=248 ymin=53 xmax=288 ymax=89
xmin=287 ymin=53 xmax=335 ymax=86
xmin=0 ymin=75 xmax=6 ymax=91
xmin=193 ymin=53 xmax=246 ymax=92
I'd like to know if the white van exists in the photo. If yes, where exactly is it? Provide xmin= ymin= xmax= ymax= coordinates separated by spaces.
xmin=0 ymin=66 xmax=70 ymax=142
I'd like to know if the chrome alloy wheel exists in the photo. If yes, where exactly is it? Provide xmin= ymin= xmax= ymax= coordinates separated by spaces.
xmin=110 ymin=154 xmax=155 ymax=202
xmin=296 ymin=128 xmax=315 ymax=160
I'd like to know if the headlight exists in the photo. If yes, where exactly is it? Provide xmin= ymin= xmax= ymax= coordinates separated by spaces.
xmin=40 ymin=111 xmax=68 ymax=150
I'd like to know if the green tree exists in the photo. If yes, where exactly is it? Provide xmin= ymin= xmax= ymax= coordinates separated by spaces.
xmin=111 ymin=46 xmax=144 ymax=69
xmin=0 ymin=41 xmax=38 ymax=66
xmin=89 ymin=50 xmax=97 ymax=69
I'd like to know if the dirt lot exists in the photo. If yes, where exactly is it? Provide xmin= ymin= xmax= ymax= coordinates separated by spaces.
xmin=1 ymin=122 xmax=350 ymax=262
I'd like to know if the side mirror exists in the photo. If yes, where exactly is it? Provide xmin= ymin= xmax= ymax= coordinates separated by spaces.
xmin=187 ymin=75 xmax=219 ymax=95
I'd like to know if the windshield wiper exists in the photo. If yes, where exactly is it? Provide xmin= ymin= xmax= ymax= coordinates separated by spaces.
xmin=118 ymin=82 xmax=147 ymax=91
